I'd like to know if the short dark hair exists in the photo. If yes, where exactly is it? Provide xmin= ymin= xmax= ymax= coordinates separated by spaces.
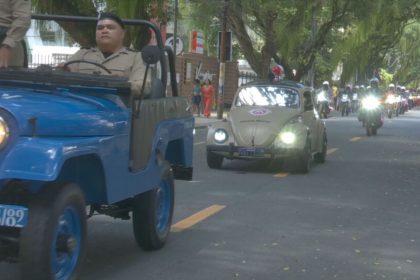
xmin=98 ymin=12 xmax=125 ymax=29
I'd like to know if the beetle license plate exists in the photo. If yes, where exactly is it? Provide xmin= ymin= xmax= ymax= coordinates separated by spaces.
xmin=239 ymin=147 xmax=265 ymax=157
xmin=0 ymin=204 xmax=28 ymax=228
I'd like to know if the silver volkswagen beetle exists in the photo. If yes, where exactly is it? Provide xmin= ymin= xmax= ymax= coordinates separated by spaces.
xmin=206 ymin=80 xmax=327 ymax=173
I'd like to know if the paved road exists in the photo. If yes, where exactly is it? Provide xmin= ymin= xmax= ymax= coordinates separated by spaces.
xmin=3 ymin=110 xmax=420 ymax=280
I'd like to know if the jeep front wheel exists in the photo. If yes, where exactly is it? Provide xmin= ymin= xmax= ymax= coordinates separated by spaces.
xmin=19 ymin=183 xmax=87 ymax=280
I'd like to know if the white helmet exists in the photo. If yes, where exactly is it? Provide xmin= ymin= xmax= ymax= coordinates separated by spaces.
xmin=389 ymin=83 xmax=395 ymax=88
xmin=322 ymin=81 xmax=329 ymax=86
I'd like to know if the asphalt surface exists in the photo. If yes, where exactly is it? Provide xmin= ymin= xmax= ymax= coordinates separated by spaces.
xmin=2 ymin=109 xmax=420 ymax=280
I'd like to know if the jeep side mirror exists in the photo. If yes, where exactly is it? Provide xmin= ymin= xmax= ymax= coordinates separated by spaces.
xmin=141 ymin=45 xmax=161 ymax=65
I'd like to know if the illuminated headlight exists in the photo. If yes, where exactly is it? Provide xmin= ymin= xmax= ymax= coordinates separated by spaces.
xmin=362 ymin=96 xmax=380 ymax=110
xmin=0 ymin=116 xmax=9 ymax=149
xmin=279 ymin=132 xmax=296 ymax=144
xmin=214 ymin=129 xmax=228 ymax=143
xmin=385 ymin=95 xmax=396 ymax=104
xmin=317 ymin=92 xmax=327 ymax=102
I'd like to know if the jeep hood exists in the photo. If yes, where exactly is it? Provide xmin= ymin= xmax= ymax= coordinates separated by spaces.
xmin=0 ymin=88 xmax=128 ymax=136
xmin=229 ymin=106 xmax=300 ymax=146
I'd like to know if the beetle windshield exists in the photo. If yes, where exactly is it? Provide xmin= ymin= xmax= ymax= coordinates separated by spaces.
xmin=235 ymin=86 xmax=300 ymax=108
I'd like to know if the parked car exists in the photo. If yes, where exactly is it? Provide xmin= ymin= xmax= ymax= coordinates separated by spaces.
xmin=0 ymin=15 xmax=194 ymax=280
xmin=206 ymin=80 xmax=327 ymax=173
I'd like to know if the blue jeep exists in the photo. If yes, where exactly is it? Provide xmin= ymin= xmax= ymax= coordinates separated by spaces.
xmin=0 ymin=15 xmax=194 ymax=280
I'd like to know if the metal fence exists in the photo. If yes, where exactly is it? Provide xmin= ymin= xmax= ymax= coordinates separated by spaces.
xmin=238 ymin=71 xmax=258 ymax=86
xmin=28 ymin=53 xmax=73 ymax=68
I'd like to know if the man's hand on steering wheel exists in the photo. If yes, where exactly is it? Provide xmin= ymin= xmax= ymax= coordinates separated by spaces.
xmin=62 ymin=60 xmax=112 ymax=74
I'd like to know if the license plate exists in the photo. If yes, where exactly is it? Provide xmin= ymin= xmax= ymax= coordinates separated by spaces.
xmin=0 ymin=204 xmax=28 ymax=228
xmin=239 ymin=147 xmax=265 ymax=157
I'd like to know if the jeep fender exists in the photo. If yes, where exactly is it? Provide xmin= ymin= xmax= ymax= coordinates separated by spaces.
xmin=0 ymin=137 xmax=104 ymax=181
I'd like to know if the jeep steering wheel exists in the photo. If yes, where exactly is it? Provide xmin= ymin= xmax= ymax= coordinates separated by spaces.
xmin=63 ymin=60 xmax=112 ymax=74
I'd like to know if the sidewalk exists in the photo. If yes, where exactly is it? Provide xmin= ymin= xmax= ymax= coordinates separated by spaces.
xmin=194 ymin=111 xmax=226 ymax=129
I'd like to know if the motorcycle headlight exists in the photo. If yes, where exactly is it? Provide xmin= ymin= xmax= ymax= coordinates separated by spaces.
xmin=317 ymin=92 xmax=327 ymax=102
xmin=385 ymin=95 xmax=396 ymax=104
xmin=362 ymin=96 xmax=380 ymax=110
xmin=214 ymin=129 xmax=228 ymax=143
xmin=0 ymin=116 xmax=10 ymax=150
xmin=279 ymin=131 xmax=296 ymax=144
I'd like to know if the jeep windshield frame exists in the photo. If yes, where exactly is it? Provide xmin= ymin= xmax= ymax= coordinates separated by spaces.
xmin=23 ymin=14 xmax=177 ymax=97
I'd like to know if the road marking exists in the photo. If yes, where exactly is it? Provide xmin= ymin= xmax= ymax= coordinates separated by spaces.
xmin=194 ymin=141 xmax=206 ymax=145
xmin=274 ymin=172 xmax=289 ymax=178
xmin=171 ymin=204 xmax=226 ymax=233
xmin=350 ymin=137 xmax=362 ymax=142
xmin=327 ymin=148 xmax=338 ymax=155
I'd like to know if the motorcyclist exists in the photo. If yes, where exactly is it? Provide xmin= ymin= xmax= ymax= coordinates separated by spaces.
xmin=400 ymin=86 xmax=409 ymax=114
xmin=322 ymin=81 xmax=332 ymax=97
xmin=384 ymin=83 xmax=398 ymax=118
xmin=351 ymin=85 xmax=360 ymax=112
xmin=339 ymin=85 xmax=352 ymax=116
xmin=369 ymin=77 xmax=382 ymax=97
xmin=316 ymin=81 xmax=332 ymax=118
xmin=358 ymin=78 xmax=383 ymax=125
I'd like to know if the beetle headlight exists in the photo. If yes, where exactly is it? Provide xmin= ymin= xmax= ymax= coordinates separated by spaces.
xmin=214 ymin=129 xmax=228 ymax=143
xmin=279 ymin=131 xmax=296 ymax=144
xmin=0 ymin=116 xmax=10 ymax=150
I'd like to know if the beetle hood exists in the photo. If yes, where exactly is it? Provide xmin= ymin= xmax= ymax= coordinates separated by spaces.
xmin=229 ymin=106 xmax=300 ymax=146
xmin=0 ymin=88 xmax=128 ymax=137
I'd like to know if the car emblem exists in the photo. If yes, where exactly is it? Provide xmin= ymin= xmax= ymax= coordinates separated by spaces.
xmin=248 ymin=108 xmax=271 ymax=116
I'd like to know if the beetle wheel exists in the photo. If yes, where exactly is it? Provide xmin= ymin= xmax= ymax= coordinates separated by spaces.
xmin=314 ymin=132 xmax=327 ymax=164
xmin=294 ymin=140 xmax=311 ymax=173
xmin=206 ymin=151 xmax=224 ymax=169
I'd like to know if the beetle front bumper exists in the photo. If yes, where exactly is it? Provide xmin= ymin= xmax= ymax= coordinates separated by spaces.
xmin=206 ymin=144 xmax=304 ymax=160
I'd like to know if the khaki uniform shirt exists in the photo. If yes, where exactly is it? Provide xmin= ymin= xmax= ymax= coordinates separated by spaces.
xmin=67 ymin=47 xmax=146 ymax=95
xmin=0 ymin=0 xmax=31 ymax=48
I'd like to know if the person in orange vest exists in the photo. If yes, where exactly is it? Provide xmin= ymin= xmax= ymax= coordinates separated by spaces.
xmin=201 ymin=78 xmax=215 ymax=118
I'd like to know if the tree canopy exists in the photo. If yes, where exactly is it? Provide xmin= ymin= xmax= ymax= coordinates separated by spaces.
xmin=185 ymin=0 xmax=420 ymax=87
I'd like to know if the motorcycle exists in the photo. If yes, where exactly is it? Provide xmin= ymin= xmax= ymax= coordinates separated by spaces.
xmin=340 ymin=93 xmax=351 ymax=116
xmin=384 ymin=94 xmax=398 ymax=118
xmin=351 ymin=92 xmax=359 ymax=113
xmin=316 ymin=91 xmax=330 ymax=118
xmin=360 ymin=95 xmax=383 ymax=136
xmin=400 ymin=95 xmax=409 ymax=114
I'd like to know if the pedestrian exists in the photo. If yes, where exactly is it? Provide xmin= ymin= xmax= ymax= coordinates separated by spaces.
xmin=64 ymin=12 xmax=146 ymax=95
xmin=192 ymin=79 xmax=202 ymax=116
xmin=201 ymin=78 xmax=214 ymax=118
xmin=0 ymin=0 xmax=32 ymax=68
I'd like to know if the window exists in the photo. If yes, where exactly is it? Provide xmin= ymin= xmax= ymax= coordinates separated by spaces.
xmin=235 ymin=86 xmax=300 ymax=108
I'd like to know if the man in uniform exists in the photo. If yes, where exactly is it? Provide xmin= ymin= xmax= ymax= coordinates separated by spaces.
xmin=0 ymin=0 xmax=31 ymax=68
xmin=65 ymin=13 xmax=146 ymax=95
